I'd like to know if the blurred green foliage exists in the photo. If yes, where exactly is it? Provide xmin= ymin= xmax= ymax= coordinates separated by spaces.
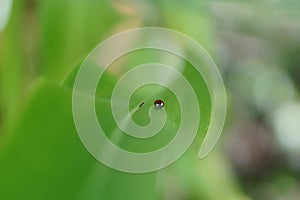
xmin=1 ymin=0 xmax=300 ymax=200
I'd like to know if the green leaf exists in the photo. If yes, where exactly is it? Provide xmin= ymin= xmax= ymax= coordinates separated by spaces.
xmin=0 ymin=79 xmax=158 ymax=200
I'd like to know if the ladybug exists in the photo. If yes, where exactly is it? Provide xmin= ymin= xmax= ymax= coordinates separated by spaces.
xmin=154 ymin=99 xmax=165 ymax=108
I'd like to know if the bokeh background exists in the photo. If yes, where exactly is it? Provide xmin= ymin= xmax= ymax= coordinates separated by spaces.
xmin=0 ymin=0 xmax=300 ymax=200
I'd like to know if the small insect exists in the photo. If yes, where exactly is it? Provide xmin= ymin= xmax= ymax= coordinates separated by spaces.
xmin=139 ymin=102 xmax=145 ymax=108
xmin=154 ymin=99 xmax=165 ymax=108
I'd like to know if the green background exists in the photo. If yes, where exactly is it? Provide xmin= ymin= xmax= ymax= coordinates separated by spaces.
xmin=1 ymin=0 xmax=300 ymax=200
